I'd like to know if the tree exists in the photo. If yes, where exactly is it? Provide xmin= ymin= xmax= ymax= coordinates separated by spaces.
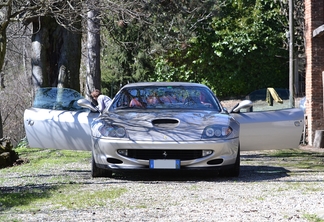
xmin=0 ymin=1 xmax=12 ymax=76
xmin=22 ymin=1 xmax=82 ymax=91
xmin=2 ymin=1 xmax=224 ymax=95
xmin=85 ymin=0 xmax=101 ymax=99
xmin=154 ymin=0 xmax=290 ymax=98
xmin=100 ymin=18 xmax=155 ymax=96
xmin=29 ymin=16 xmax=81 ymax=91
xmin=0 ymin=1 xmax=10 ymax=139
xmin=0 ymin=111 xmax=2 ymax=138
xmin=99 ymin=0 xmax=221 ymax=95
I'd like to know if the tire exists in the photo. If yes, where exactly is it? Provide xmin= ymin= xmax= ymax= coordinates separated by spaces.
xmin=220 ymin=147 xmax=240 ymax=177
xmin=91 ymin=153 xmax=113 ymax=178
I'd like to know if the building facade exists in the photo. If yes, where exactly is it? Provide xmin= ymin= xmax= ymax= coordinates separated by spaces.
xmin=305 ymin=0 xmax=324 ymax=145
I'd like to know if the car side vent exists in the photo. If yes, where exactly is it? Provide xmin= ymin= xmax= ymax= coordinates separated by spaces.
xmin=152 ymin=119 xmax=179 ymax=128
xmin=207 ymin=159 xmax=224 ymax=165
xmin=107 ymin=158 xmax=123 ymax=164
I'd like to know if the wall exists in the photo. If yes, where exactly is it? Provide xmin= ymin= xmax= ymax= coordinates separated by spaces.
xmin=305 ymin=0 xmax=324 ymax=145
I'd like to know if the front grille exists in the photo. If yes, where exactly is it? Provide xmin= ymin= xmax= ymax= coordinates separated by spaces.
xmin=124 ymin=150 xmax=203 ymax=161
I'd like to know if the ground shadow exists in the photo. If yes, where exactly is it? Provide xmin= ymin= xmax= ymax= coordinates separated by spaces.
xmin=103 ymin=164 xmax=290 ymax=182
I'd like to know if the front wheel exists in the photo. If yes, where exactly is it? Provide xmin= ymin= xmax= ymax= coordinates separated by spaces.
xmin=219 ymin=147 xmax=240 ymax=177
xmin=91 ymin=153 xmax=113 ymax=178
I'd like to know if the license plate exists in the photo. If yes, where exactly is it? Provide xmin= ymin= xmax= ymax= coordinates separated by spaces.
xmin=149 ymin=159 xmax=180 ymax=169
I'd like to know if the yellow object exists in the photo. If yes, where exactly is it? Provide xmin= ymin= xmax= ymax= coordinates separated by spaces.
xmin=266 ymin=88 xmax=283 ymax=106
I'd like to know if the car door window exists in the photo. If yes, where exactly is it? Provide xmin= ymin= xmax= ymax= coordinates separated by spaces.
xmin=243 ymin=88 xmax=291 ymax=112
xmin=33 ymin=87 xmax=87 ymax=111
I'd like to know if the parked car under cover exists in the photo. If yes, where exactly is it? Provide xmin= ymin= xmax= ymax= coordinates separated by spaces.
xmin=24 ymin=82 xmax=304 ymax=177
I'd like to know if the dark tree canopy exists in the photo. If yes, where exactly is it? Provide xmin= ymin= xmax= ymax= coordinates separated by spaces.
xmin=100 ymin=0 xmax=223 ymax=95
xmin=151 ymin=0 xmax=292 ymax=97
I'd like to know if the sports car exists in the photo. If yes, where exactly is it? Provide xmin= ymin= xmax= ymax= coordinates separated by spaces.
xmin=24 ymin=82 xmax=304 ymax=177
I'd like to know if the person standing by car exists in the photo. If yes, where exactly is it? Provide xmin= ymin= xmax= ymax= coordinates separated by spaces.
xmin=91 ymin=89 xmax=112 ymax=113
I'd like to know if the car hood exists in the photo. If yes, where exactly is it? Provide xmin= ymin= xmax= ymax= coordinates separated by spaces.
xmin=99 ymin=110 xmax=238 ymax=141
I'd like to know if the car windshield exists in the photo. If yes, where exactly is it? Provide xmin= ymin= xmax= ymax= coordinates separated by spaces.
xmin=109 ymin=85 xmax=221 ymax=111
xmin=33 ymin=87 xmax=87 ymax=111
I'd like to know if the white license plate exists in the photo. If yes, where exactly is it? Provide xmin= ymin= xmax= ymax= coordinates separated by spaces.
xmin=149 ymin=159 xmax=180 ymax=169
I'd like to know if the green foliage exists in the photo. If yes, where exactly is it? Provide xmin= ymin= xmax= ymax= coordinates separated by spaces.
xmin=99 ymin=0 xmax=290 ymax=97
xmin=100 ymin=17 xmax=155 ymax=96
xmin=100 ymin=1 xmax=219 ymax=96
xmin=153 ymin=0 xmax=289 ymax=97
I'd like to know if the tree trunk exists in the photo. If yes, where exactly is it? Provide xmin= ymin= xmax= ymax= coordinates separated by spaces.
xmin=31 ymin=16 xmax=82 ymax=91
xmin=0 ymin=111 xmax=3 ymax=138
xmin=0 ymin=2 xmax=11 ymax=139
xmin=0 ymin=2 xmax=11 ymax=87
xmin=0 ymin=28 xmax=7 ymax=77
xmin=86 ymin=0 xmax=101 ymax=99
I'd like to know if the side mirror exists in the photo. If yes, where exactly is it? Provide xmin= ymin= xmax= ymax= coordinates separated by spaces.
xmin=77 ymin=99 xmax=98 ymax=112
xmin=230 ymin=100 xmax=253 ymax=113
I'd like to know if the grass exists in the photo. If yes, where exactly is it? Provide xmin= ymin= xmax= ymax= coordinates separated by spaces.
xmin=0 ymin=146 xmax=128 ymax=213
xmin=257 ymin=148 xmax=324 ymax=170
xmin=0 ymin=186 xmax=57 ymax=211
xmin=16 ymin=146 xmax=91 ymax=164
xmin=303 ymin=214 xmax=324 ymax=222
xmin=0 ymin=147 xmax=91 ymax=175
xmin=0 ymin=184 xmax=127 ymax=211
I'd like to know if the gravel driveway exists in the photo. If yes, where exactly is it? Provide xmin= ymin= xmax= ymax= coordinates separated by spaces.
xmin=1 ymin=148 xmax=324 ymax=222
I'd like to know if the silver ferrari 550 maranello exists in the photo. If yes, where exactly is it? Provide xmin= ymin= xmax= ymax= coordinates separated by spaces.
xmin=24 ymin=82 xmax=304 ymax=177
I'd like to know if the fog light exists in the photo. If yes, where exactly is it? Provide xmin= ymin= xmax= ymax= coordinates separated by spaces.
xmin=202 ymin=150 xmax=213 ymax=157
xmin=117 ymin=149 xmax=128 ymax=156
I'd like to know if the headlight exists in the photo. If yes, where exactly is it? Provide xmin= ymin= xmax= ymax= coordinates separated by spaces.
xmin=92 ymin=120 xmax=127 ymax=138
xmin=202 ymin=125 xmax=232 ymax=138
xmin=205 ymin=128 xmax=215 ymax=137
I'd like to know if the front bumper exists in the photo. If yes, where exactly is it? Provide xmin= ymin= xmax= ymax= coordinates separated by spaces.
xmin=92 ymin=138 xmax=239 ymax=171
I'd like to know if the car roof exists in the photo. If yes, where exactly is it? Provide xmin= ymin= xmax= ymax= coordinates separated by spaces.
xmin=122 ymin=82 xmax=208 ymax=88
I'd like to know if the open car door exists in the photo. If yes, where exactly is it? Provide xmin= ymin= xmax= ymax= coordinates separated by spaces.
xmin=231 ymin=105 xmax=304 ymax=151
xmin=24 ymin=88 xmax=98 ymax=151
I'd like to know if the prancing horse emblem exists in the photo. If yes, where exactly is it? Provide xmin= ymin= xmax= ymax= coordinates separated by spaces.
xmin=162 ymin=151 xmax=167 ymax=158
